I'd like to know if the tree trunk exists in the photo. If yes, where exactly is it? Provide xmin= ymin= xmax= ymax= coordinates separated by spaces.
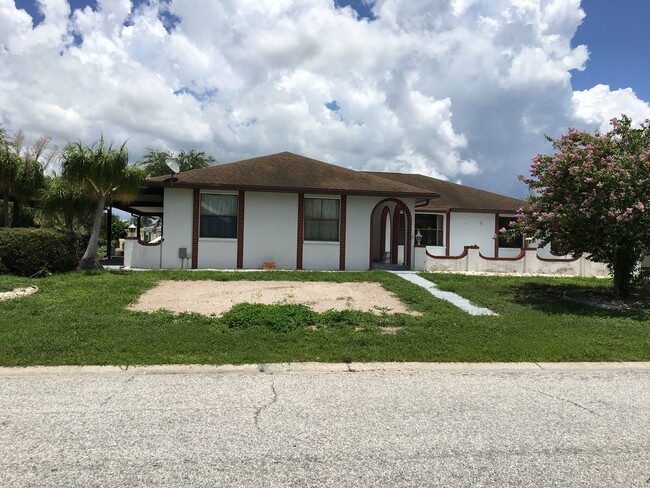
xmin=612 ymin=244 xmax=635 ymax=299
xmin=1 ymin=193 xmax=8 ymax=227
xmin=11 ymin=202 xmax=23 ymax=227
xmin=78 ymin=196 xmax=106 ymax=270
xmin=64 ymin=213 xmax=74 ymax=233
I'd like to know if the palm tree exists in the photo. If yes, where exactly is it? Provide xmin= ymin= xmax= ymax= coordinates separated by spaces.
xmin=139 ymin=148 xmax=216 ymax=177
xmin=61 ymin=137 xmax=146 ymax=269
xmin=0 ymin=127 xmax=18 ymax=227
xmin=0 ymin=128 xmax=55 ymax=227
xmin=39 ymin=175 xmax=96 ymax=232
xmin=10 ymin=155 xmax=45 ymax=227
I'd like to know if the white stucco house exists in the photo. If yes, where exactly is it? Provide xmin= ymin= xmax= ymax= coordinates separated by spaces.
xmin=115 ymin=151 xmax=607 ymax=276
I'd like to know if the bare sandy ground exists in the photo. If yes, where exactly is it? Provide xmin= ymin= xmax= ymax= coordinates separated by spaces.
xmin=129 ymin=280 xmax=419 ymax=316
xmin=0 ymin=286 xmax=38 ymax=301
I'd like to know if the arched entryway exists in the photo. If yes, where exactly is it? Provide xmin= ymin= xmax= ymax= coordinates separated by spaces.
xmin=369 ymin=198 xmax=412 ymax=270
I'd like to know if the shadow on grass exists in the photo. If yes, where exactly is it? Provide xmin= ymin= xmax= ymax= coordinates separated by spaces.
xmin=511 ymin=281 xmax=650 ymax=321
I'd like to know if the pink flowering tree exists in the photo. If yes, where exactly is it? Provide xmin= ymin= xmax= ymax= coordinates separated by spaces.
xmin=511 ymin=115 xmax=650 ymax=298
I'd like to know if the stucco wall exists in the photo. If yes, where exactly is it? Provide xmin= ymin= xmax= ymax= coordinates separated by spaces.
xmin=449 ymin=212 xmax=496 ymax=257
xmin=498 ymin=247 xmax=521 ymax=258
xmin=303 ymin=242 xmax=339 ymax=270
xmin=198 ymin=239 xmax=237 ymax=269
xmin=413 ymin=247 xmax=428 ymax=271
xmin=345 ymin=196 xmax=376 ymax=270
xmin=243 ymin=192 xmax=298 ymax=269
xmin=346 ymin=196 xmax=416 ymax=270
xmin=426 ymin=246 xmax=446 ymax=256
xmin=161 ymin=188 xmax=193 ymax=269
xmin=123 ymin=240 xmax=163 ymax=269
xmin=425 ymin=246 xmax=609 ymax=277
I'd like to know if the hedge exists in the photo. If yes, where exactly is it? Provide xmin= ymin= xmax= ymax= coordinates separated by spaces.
xmin=0 ymin=228 xmax=82 ymax=276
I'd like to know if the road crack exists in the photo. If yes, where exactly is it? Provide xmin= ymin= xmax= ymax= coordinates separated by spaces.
xmin=520 ymin=386 xmax=602 ymax=417
xmin=254 ymin=376 xmax=278 ymax=430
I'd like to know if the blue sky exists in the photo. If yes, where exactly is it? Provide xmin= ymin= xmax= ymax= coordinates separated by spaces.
xmin=570 ymin=0 xmax=650 ymax=101
xmin=3 ymin=0 xmax=650 ymax=197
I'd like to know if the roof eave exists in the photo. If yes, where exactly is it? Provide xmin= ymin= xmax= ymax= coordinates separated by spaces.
xmin=417 ymin=206 xmax=522 ymax=213
xmin=146 ymin=180 xmax=439 ymax=199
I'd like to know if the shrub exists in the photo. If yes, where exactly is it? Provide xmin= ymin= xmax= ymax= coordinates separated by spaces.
xmin=0 ymin=228 xmax=82 ymax=276
xmin=220 ymin=303 xmax=316 ymax=332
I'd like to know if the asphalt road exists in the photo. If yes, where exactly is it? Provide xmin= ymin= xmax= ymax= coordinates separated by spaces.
xmin=1 ymin=364 xmax=649 ymax=487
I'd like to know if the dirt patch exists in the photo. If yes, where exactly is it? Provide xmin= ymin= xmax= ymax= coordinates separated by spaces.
xmin=129 ymin=280 xmax=420 ymax=316
xmin=0 ymin=286 xmax=38 ymax=301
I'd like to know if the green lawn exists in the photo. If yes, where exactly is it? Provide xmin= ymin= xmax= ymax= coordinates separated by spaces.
xmin=0 ymin=270 xmax=648 ymax=366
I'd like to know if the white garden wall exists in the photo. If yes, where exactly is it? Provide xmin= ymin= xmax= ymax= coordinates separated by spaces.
xmin=423 ymin=246 xmax=608 ymax=277
xmin=123 ymin=239 xmax=162 ymax=269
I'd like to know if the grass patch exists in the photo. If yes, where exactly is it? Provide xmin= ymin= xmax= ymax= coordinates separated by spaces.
xmin=222 ymin=303 xmax=317 ymax=332
xmin=0 ymin=270 xmax=648 ymax=366
xmin=0 ymin=275 xmax=35 ymax=293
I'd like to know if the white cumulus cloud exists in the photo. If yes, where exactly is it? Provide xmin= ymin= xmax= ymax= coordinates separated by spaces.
xmin=572 ymin=84 xmax=650 ymax=131
xmin=0 ymin=0 xmax=648 ymax=197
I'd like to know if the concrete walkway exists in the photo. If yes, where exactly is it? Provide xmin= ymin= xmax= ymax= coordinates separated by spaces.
xmin=390 ymin=270 xmax=498 ymax=316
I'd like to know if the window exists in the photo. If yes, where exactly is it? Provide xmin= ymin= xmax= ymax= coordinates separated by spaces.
xmin=415 ymin=214 xmax=444 ymax=246
xmin=304 ymin=198 xmax=339 ymax=241
xmin=200 ymin=194 xmax=238 ymax=238
xmin=497 ymin=216 xmax=523 ymax=249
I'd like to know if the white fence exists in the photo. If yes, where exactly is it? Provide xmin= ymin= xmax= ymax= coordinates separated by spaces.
xmin=414 ymin=246 xmax=609 ymax=277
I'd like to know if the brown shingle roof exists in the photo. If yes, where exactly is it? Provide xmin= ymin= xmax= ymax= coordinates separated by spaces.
xmin=147 ymin=152 xmax=439 ymax=198
xmin=364 ymin=172 xmax=525 ymax=212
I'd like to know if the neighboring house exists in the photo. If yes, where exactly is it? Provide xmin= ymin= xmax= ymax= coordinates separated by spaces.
xmin=115 ymin=151 xmax=607 ymax=276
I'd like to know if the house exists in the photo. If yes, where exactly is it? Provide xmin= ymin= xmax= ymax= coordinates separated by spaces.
xmin=115 ymin=151 xmax=607 ymax=276
xmin=116 ymin=152 xmax=437 ymax=270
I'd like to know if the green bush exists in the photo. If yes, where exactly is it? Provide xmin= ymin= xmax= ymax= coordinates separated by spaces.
xmin=0 ymin=228 xmax=82 ymax=277
xmin=220 ymin=303 xmax=317 ymax=332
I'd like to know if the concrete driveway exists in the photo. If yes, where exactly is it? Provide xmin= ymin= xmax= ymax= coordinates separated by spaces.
xmin=1 ymin=363 xmax=649 ymax=487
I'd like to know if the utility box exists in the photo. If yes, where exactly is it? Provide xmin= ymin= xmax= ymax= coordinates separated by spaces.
xmin=178 ymin=247 xmax=187 ymax=259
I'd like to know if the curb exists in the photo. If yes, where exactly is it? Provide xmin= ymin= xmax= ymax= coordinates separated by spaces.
xmin=1 ymin=362 xmax=649 ymax=376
